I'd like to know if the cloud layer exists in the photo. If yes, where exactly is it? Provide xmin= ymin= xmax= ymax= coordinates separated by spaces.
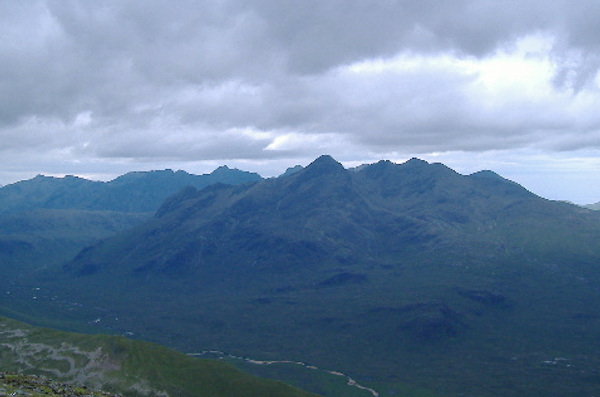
xmin=1 ymin=0 xmax=599 ymax=203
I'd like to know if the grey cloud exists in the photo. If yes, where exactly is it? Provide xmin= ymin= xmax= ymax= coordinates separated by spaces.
xmin=2 ymin=0 xmax=600 ymax=164
xmin=46 ymin=0 xmax=280 ymax=83
xmin=249 ymin=0 xmax=592 ymax=72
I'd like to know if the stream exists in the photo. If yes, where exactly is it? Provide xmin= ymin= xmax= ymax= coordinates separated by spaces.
xmin=188 ymin=350 xmax=379 ymax=397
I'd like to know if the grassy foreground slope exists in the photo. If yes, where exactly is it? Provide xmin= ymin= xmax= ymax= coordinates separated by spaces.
xmin=0 ymin=315 xmax=318 ymax=397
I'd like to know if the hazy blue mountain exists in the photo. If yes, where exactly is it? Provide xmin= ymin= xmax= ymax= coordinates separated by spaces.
xmin=0 ymin=175 xmax=102 ymax=215
xmin=6 ymin=155 xmax=600 ymax=397
xmin=0 ymin=166 xmax=262 ymax=279
xmin=279 ymin=165 xmax=304 ymax=177
xmin=0 ymin=167 xmax=262 ymax=215
xmin=585 ymin=201 xmax=600 ymax=210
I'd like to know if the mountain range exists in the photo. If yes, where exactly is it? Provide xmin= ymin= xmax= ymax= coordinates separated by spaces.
xmin=65 ymin=155 xmax=600 ymax=284
xmin=0 ymin=167 xmax=261 ymax=279
xmin=0 ymin=166 xmax=261 ymax=215
xmin=2 ymin=155 xmax=600 ymax=396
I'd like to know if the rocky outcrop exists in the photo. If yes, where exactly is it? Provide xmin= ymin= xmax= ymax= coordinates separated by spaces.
xmin=0 ymin=373 xmax=121 ymax=397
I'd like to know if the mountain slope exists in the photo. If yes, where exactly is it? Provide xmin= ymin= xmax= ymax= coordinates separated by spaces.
xmin=0 ymin=209 xmax=148 ymax=278
xmin=0 ymin=315 xmax=318 ymax=397
xmin=15 ymin=155 xmax=600 ymax=396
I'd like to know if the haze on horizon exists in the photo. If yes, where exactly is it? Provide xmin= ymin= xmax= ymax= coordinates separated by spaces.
xmin=1 ymin=1 xmax=599 ymax=204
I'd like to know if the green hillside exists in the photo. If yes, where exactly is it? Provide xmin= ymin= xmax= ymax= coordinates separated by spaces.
xmin=0 ymin=315 xmax=318 ymax=397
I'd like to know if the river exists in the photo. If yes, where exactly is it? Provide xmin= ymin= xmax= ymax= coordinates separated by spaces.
xmin=188 ymin=350 xmax=379 ymax=397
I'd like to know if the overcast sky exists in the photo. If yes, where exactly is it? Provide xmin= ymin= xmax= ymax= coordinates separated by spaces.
xmin=1 ymin=0 xmax=599 ymax=204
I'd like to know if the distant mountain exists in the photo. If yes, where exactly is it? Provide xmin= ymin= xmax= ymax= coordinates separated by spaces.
xmin=0 ymin=315 xmax=317 ymax=397
xmin=0 ymin=167 xmax=262 ymax=215
xmin=0 ymin=166 xmax=262 ymax=278
xmin=585 ymin=201 xmax=600 ymax=210
xmin=279 ymin=165 xmax=304 ymax=177
xmin=9 ymin=155 xmax=600 ymax=396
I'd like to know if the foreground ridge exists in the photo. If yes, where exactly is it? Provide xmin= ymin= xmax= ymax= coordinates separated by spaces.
xmin=0 ymin=373 xmax=121 ymax=397
xmin=0 ymin=315 xmax=319 ymax=397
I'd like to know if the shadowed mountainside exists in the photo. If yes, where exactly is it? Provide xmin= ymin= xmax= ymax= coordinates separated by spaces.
xmin=0 ymin=209 xmax=148 ymax=278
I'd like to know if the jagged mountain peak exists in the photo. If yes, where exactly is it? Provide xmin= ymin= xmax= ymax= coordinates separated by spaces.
xmin=279 ymin=165 xmax=304 ymax=178
xmin=405 ymin=157 xmax=429 ymax=166
xmin=468 ymin=169 xmax=535 ymax=199
xmin=401 ymin=157 xmax=457 ymax=175
xmin=208 ymin=165 xmax=262 ymax=182
xmin=357 ymin=159 xmax=395 ymax=175
xmin=109 ymin=168 xmax=179 ymax=184
xmin=359 ymin=157 xmax=456 ymax=176
xmin=28 ymin=174 xmax=92 ymax=183
xmin=470 ymin=169 xmax=503 ymax=179
xmin=210 ymin=165 xmax=231 ymax=175
xmin=294 ymin=155 xmax=347 ymax=181
xmin=356 ymin=157 xmax=459 ymax=188
xmin=0 ymin=166 xmax=262 ymax=215
xmin=306 ymin=154 xmax=344 ymax=170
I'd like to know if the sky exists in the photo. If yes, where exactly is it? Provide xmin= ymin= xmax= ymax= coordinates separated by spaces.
xmin=1 ymin=0 xmax=599 ymax=204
